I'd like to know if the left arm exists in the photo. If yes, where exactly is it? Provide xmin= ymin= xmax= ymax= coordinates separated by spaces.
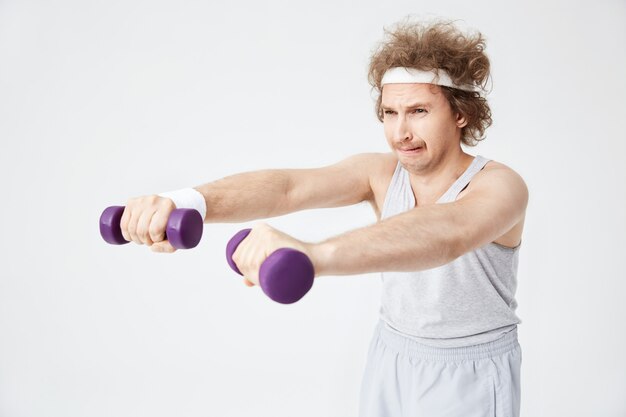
xmin=311 ymin=167 xmax=529 ymax=277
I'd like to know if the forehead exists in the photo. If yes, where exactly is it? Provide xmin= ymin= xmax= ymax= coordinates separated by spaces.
xmin=381 ymin=83 xmax=445 ymax=107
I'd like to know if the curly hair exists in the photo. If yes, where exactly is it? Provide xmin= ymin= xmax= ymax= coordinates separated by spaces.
xmin=367 ymin=17 xmax=493 ymax=147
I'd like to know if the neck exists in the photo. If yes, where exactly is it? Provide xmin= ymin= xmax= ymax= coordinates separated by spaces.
xmin=409 ymin=147 xmax=473 ymax=185
xmin=403 ymin=147 xmax=474 ymax=205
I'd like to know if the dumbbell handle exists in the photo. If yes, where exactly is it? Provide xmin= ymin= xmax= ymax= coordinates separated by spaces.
xmin=226 ymin=228 xmax=315 ymax=304
xmin=99 ymin=206 xmax=203 ymax=249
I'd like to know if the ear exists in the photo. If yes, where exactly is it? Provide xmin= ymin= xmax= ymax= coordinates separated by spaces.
xmin=455 ymin=112 xmax=468 ymax=128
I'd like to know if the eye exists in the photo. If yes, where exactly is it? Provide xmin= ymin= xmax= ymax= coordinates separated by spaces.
xmin=383 ymin=109 xmax=426 ymax=115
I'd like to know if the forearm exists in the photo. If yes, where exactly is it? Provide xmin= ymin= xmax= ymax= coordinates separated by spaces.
xmin=311 ymin=203 xmax=464 ymax=276
xmin=193 ymin=169 xmax=291 ymax=223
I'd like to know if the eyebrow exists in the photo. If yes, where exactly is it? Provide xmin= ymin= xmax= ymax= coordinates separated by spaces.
xmin=381 ymin=102 xmax=431 ymax=110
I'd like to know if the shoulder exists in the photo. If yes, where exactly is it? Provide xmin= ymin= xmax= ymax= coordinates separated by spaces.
xmin=466 ymin=158 xmax=529 ymax=208
xmin=366 ymin=152 xmax=398 ymax=186
xmin=354 ymin=151 xmax=397 ymax=179
xmin=375 ymin=151 xmax=399 ymax=175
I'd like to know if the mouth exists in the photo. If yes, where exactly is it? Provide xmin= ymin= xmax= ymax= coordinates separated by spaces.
xmin=399 ymin=146 xmax=424 ymax=154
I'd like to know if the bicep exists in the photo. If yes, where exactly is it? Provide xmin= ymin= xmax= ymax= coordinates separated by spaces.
xmin=284 ymin=153 xmax=378 ymax=212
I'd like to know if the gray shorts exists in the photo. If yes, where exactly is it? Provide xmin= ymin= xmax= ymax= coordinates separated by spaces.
xmin=358 ymin=319 xmax=522 ymax=417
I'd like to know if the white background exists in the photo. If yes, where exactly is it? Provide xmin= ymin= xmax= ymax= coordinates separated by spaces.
xmin=1 ymin=0 xmax=625 ymax=416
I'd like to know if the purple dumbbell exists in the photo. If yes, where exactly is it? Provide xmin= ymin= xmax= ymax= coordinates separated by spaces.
xmin=100 ymin=205 xmax=203 ymax=249
xmin=226 ymin=228 xmax=315 ymax=304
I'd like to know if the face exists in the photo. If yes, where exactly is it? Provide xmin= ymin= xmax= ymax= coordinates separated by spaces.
xmin=381 ymin=83 xmax=467 ymax=173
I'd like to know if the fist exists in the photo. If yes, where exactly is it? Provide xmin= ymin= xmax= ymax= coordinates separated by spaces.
xmin=231 ymin=222 xmax=315 ymax=287
xmin=120 ymin=194 xmax=178 ymax=253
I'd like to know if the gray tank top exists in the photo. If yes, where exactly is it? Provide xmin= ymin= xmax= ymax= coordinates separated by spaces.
xmin=379 ymin=154 xmax=522 ymax=348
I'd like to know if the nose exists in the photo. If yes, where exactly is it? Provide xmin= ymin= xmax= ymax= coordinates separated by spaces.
xmin=393 ymin=114 xmax=412 ymax=144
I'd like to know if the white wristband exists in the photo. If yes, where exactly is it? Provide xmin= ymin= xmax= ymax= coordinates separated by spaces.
xmin=157 ymin=187 xmax=207 ymax=221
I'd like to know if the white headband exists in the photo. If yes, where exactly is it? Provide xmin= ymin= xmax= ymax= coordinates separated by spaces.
xmin=381 ymin=67 xmax=482 ymax=93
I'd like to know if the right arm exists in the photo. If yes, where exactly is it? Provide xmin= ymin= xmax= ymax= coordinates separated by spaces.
xmin=194 ymin=152 xmax=378 ymax=223
xmin=123 ymin=153 xmax=379 ymax=250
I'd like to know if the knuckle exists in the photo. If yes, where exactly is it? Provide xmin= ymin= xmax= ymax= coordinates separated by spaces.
xmin=149 ymin=227 xmax=163 ymax=241
xmin=161 ymin=198 xmax=175 ymax=209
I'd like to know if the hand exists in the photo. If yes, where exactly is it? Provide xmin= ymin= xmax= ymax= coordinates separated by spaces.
xmin=231 ymin=222 xmax=316 ymax=287
xmin=120 ymin=195 xmax=178 ymax=253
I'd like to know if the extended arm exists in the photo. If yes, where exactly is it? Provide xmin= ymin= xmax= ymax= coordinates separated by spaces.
xmin=193 ymin=153 xmax=376 ymax=223
xmin=311 ymin=167 xmax=528 ymax=276
xmin=193 ymin=169 xmax=292 ymax=223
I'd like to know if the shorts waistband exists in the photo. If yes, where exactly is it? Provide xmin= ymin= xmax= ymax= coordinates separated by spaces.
xmin=376 ymin=319 xmax=519 ymax=362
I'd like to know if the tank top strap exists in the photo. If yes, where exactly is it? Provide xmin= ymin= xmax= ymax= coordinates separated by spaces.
xmin=380 ymin=161 xmax=408 ymax=219
xmin=436 ymin=155 xmax=491 ymax=203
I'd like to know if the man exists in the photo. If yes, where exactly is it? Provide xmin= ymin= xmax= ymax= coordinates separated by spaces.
xmin=120 ymin=18 xmax=527 ymax=417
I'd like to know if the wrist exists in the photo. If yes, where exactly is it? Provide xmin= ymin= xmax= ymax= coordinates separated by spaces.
xmin=309 ymin=241 xmax=336 ymax=277
xmin=157 ymin=187 xmax=207 ymax=221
